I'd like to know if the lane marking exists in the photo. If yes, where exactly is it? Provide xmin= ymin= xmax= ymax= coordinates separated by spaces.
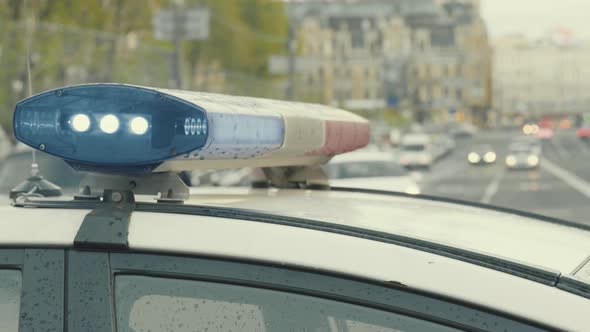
xmin=541 ymin=158 xmax=590 ymax=199
xmin=480 ymin=168 xmax=505 ymax=204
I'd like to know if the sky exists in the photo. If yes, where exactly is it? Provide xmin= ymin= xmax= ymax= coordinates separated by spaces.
xmin=480 ymin=0 xmax=590 ymax=40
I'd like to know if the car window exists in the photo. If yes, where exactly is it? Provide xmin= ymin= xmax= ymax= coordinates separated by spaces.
xmin=0 ymin=269 xmax=22 ymax=332
xmin=115 ymin=275 xmax=459 ymax=332
xmin=402 ymin=144 xmax=425 ymax=152
xmin=327 ymin=161 xmax=407 ymax=179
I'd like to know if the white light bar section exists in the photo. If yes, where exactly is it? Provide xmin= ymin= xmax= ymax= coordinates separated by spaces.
xmin=125 ymin=86 xmax=369 ymax=172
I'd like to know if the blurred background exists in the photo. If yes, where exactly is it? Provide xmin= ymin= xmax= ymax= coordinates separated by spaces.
xmin=3 ymin=0 xmax=590 ymax=225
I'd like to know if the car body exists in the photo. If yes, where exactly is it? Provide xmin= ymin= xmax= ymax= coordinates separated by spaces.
xmin=398 ymin=134 xmax=434 ymax=169
xmin=2 ymin=188 xmax=590 ymax=331
xmin=325 ymin=151 xmax=420 ymax=194
xmin=522 ymin=123 xmax=540 ymax=135
xmin=467 ymin=144 xmax=497 ymax=165
xmin=432 ymin=134 xmax=455 ymax=159
xmin=576 ymin=127 xmax=590 ymax=140
xmin=536 ymin=128 xmax=554 ymax=140
xmin=511 ymin=137 xmax=542 ymax=155
xmin=449 ymin=123 xmax=477 ymax=138
xmin=505 ymin=145 xmax=540 ymax=170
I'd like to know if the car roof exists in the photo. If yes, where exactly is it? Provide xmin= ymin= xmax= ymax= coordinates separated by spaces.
xmin=181 ymin=188 xmax=590 ymax=271
xmin=1 ymin=192 xmax=590 ymax=330
xmin=328 ymin=151 xmax=395 ymax=163
xmin=472 ymin=144 xmax=492 ymax=150
xmin=5 ymin=187 xmax=589 ymax=275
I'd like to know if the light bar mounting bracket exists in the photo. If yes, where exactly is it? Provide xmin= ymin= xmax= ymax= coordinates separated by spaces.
xmin=78 ymin=172 xmax=189 ymax=202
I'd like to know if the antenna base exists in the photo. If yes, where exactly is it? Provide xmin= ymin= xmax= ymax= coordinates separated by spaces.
xmin=79 ymin=172 xmax=189 ymax=201
xmin=9 ymin=175 xmax=63 ymax=199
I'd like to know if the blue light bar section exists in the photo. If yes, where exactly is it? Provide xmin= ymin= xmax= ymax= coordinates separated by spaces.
xmin=14 ymin=84 xmax=207 ymax=173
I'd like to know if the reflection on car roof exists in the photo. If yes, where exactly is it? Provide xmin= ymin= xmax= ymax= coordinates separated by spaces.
xmin=183 ymin=187 xmax=590 ymax=276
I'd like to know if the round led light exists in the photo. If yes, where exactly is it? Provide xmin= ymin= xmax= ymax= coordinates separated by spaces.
xmin=184 ymin=118 xmax=191 ymax=136
xmin=99 ymin=114 xmax=119 ymax=134
xmin=130 ymin=116 xmax=149 ymax=135
xmin=70 ymin=114 xmax=91 ymax=132
xmin=190 ymin=118 xmax=197 ymax=135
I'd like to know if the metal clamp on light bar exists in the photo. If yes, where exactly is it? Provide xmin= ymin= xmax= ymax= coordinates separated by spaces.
xmin=13 ymin=83 xmax=370 ymax=198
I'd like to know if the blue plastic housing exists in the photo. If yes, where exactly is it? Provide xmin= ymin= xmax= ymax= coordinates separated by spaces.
xmin=14 ymin=84 xmax=208 ymax=173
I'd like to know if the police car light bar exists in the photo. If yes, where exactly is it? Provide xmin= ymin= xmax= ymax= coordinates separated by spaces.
xmin=14 ymin=84 xmax=370 ymax=174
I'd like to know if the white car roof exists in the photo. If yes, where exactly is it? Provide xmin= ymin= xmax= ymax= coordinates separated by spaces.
xmin=4 ymin=188 xmax=590 ymax=274
xmin=0 ymin=199 xmax=588 ymax=330
xmin=2 ymin=188 xmax=590 ymax=330
xmin=401 ymin=134 xmax=430 ymax=144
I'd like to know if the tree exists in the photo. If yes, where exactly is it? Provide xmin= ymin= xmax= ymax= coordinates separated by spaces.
xmin=0 ymin=0 xmax=165 ymax=135
xmin=182 ymin=0 xmax=288 ymax=90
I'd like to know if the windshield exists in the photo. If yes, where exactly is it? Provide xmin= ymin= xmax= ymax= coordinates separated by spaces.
xmin=1 ymin=0 xmax=590 ymax=227
xmin=326 ymin=161 xmax=407 ymax=179
xmin=472 ymin=145 xmax=492 ymax=152
xmin=402 ymin=145 xmax=426 ymax=152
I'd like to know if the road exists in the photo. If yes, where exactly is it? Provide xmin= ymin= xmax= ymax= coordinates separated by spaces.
xmin=419 ymin=129 xmax=590 ymax=225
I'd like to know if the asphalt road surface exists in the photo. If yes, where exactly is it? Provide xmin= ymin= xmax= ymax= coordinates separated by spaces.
xmin=420 ymin=129 xmax=590 ymax=225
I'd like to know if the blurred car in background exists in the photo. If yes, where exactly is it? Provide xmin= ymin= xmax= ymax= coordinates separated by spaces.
xmin=523 ymin=123 xmax=540 ymax=135
xmin=398 ymin=133 xmax=433 ymax=170
xmin=431 ymin=134 xmax=456 ymax=160
xmin=467 ymin=144 xmax=497 ymax=165
xmin=512 ymin=136 xmax=542 ymax=155
xmin=325 ymin=151 xmax=420 ymax=195
xmin=536 ymin=127 xmax=554 ymax=140
xmin=449 ymin=122 xmax=477 ymax=138
xmin=576 ymin=127 xmax=590 ymax=141
xmin=505 ymin=144 xmax=540 ymax=170
xmin=558 ymin=118 xmax=571 ymax=129
xmin=189 ymin=168 xmax=253 ymax=187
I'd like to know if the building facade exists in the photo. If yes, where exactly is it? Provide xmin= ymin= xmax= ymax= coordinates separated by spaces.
xmin=406 ymin=0 xmax=491 ymax=124
xmin=284 ymin=0 xmax=491 ymax=125
xmin=493 ymin=32 xmax=590 ymax=124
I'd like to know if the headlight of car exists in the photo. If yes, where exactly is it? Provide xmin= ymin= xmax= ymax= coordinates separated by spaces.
xmin=506 ymin=155 xmax=517 ymax=167
xmin=527 ymin=155 xmax=539 ymax=166
xmin=483 ymin=152 xmax=496 ymax=163
xmin=468 ymin=152 xmax=481 ymax=163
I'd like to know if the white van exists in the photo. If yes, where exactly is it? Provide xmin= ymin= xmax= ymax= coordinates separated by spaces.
xmin=398 ymin=133 xmax=433 ymax=169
